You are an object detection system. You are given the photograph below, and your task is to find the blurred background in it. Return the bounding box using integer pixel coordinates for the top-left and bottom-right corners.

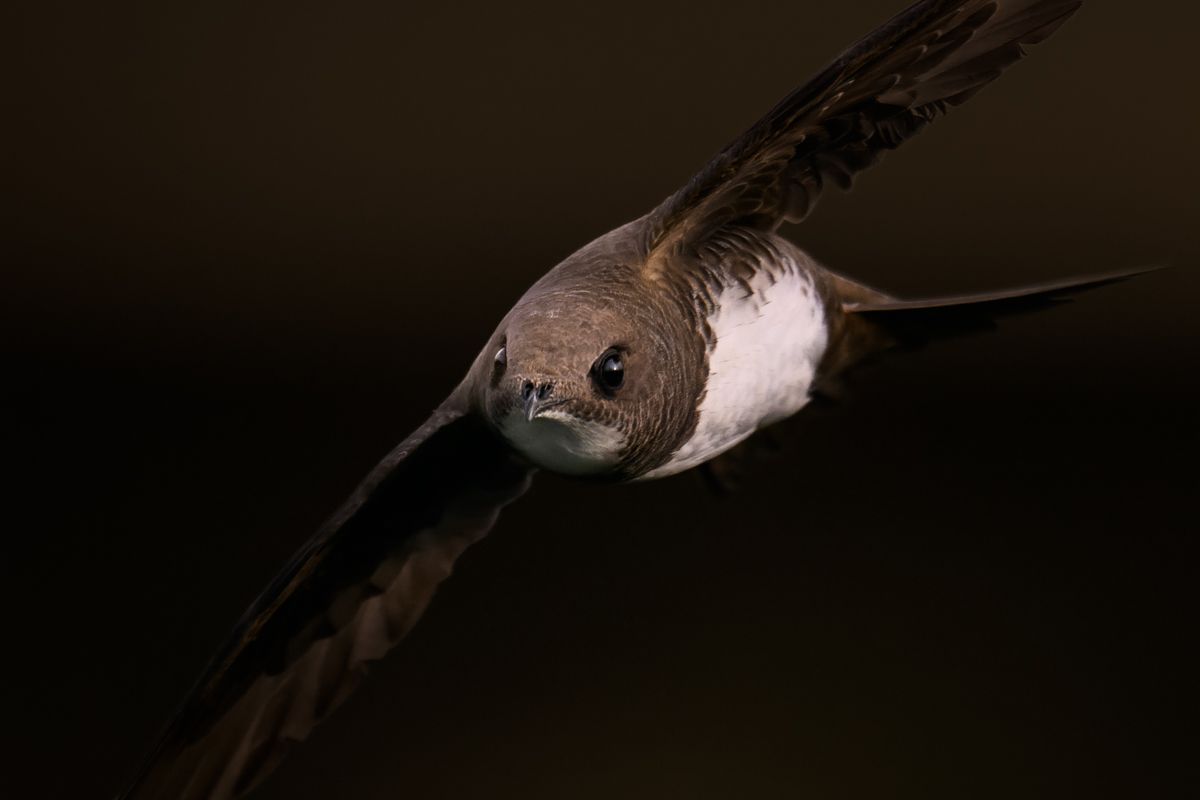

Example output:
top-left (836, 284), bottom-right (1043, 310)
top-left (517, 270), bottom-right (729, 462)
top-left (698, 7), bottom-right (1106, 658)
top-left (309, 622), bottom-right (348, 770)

top-left (3, 1), bottom-right (1197, 797)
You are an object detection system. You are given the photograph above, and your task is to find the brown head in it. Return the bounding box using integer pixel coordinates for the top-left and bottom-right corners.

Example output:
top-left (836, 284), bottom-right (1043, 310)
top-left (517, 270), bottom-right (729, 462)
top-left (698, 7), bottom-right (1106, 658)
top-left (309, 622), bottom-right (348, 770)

top-left (467, 226), bottom-right (707, 480)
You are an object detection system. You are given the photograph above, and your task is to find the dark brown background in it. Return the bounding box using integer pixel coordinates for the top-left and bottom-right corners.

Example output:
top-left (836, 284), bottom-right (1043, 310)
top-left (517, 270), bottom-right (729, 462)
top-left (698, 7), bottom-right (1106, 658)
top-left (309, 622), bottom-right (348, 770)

top-left (3, 1), bottom-right (1197, 798)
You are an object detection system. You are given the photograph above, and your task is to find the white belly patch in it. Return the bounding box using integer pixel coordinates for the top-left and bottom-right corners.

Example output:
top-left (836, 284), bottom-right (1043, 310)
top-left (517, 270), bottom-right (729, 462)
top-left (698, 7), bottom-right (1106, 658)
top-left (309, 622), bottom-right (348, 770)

top-left (642, 266), bottom-right (828, 479)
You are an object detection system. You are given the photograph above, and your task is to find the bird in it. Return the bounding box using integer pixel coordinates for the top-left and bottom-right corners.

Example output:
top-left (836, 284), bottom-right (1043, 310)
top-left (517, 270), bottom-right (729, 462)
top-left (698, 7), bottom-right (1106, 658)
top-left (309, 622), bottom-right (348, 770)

top-left (120, 1), bottom-right (1151, 797)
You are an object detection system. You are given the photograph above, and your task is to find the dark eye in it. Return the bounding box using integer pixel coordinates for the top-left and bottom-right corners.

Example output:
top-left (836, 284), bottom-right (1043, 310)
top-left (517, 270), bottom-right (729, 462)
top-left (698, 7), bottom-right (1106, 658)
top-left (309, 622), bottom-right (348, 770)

top-left (593, 349), bottom-right (624, 394)
top-left (494, 345), bottom-right (507, 371)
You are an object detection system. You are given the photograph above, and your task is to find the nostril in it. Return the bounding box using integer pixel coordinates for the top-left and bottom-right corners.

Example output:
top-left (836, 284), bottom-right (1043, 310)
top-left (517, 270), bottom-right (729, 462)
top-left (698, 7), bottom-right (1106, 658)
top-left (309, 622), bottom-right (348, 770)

top-left (537, 382), bottom-right (553, 400)
top-left (522, 381), bottom-right (535, 400)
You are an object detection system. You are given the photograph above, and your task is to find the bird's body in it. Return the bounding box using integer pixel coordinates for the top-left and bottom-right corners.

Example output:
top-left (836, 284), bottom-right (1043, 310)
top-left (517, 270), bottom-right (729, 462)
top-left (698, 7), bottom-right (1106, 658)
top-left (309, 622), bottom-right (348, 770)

top-left (490, 223), bottom-right (834, 480)
top-left (119, 2), bottom-right (1158, 798)
top-left (645, 237), bottom-right (829, 479)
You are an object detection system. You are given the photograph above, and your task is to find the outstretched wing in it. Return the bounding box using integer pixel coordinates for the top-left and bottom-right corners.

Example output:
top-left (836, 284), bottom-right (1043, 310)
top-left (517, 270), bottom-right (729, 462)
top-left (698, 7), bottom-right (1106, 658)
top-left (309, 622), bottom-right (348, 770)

top-left (645, 0), bottom-right (1081, 255)
top-left (121, 397), bottom-right (533, 800)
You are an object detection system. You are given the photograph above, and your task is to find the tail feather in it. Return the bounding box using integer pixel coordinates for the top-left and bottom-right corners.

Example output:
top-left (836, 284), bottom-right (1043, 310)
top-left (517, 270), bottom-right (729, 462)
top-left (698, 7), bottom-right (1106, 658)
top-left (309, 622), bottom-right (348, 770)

top-left (845, 265), bottom-right (1159, 316)
top-left (818, 265), bottom-right (1161, 382)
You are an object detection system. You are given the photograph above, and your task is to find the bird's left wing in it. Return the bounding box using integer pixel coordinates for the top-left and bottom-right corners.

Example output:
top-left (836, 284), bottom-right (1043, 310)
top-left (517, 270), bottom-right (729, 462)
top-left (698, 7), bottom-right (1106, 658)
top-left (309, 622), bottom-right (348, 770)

top-left (120, 395), bottom-right (533, 800)
top-left (644, 0), bottom-right (1082, 259)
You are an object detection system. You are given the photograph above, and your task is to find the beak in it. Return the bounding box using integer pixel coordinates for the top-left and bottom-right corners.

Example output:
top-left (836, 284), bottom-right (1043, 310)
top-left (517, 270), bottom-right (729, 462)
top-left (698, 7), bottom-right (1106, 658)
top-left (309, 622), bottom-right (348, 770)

top-left (521, 381), bottom-right (561, 422)
top-left (523, 391), bottom-right (542, 422)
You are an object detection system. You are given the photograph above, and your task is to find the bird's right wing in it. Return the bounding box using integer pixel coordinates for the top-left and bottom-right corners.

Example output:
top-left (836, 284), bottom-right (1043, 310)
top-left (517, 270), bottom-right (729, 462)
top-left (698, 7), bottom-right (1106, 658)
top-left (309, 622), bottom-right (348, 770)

top-left (121, 395), bottom-right (533, 800)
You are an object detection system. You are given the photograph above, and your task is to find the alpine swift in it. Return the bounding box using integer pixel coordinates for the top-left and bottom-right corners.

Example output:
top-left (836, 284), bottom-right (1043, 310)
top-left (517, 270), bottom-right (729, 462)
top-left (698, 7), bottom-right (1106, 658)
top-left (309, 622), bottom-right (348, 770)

top-left (121, 1), bottom-right (1152, 797)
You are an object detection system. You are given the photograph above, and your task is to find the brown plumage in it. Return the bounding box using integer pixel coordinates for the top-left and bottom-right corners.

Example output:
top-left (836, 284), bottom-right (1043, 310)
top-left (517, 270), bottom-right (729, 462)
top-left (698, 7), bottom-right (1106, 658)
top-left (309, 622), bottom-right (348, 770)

top-left (121, 2), bottom-right (1157, 797)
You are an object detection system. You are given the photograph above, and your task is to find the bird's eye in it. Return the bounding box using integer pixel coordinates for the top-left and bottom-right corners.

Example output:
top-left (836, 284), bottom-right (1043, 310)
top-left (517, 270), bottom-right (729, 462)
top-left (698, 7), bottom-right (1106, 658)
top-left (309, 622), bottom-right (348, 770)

top-left (593, 349), bottom-right (624, 394)
top-left (494, 346), bottom-right (507, 370)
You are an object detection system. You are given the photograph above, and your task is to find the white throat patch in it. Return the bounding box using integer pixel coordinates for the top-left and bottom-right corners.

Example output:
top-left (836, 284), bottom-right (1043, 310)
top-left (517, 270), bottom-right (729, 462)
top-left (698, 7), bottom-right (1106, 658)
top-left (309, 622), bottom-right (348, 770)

top-left (642, 264), bottom-right (828, 479)
top-left (500, 408), bottom-right (625, 476)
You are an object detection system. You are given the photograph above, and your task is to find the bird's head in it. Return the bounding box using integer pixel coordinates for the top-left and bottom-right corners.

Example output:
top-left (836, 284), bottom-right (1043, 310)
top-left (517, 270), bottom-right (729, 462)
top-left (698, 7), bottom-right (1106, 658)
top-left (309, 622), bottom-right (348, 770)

top-left (473, 262), bottom-right (705, 480)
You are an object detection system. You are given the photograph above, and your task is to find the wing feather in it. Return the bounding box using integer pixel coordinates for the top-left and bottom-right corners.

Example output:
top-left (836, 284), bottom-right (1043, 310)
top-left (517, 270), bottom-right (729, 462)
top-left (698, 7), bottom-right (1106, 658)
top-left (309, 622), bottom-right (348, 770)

top-left (120, 400), bottom-right (532, 799)
top-left (645, 0), bottom-right (1082, 256)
